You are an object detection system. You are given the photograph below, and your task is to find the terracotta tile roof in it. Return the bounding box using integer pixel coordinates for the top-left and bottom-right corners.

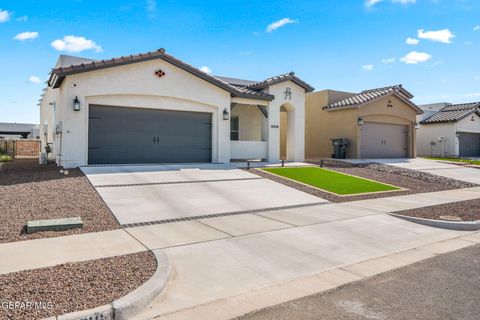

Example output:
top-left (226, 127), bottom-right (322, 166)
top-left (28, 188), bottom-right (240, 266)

top-left (48, 48), bottom-right (274, 101)
top-left (420, 102), bottom-right (480, 124)
top-left (322, 84), bottom-right (421, 114)
top-left (245, 72), bottom-right (315, 92)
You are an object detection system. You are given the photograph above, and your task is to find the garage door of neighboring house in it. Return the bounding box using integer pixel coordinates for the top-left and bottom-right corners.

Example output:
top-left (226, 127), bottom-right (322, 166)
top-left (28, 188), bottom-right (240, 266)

top-left (360, 122), bottom-right (408, 158)
top-left (88, 105), bottom-right (212, 164)
top-left (458, 132), bottom-right (480, 157)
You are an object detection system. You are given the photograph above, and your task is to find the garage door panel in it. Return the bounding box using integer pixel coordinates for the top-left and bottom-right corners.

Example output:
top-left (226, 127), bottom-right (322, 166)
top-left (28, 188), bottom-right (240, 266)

top-left (88, 105), bottom-right (212, 164)
top-left (361, 122), bottom-right (408, 158)
top-left (459, 132), bottom-right (480, 157)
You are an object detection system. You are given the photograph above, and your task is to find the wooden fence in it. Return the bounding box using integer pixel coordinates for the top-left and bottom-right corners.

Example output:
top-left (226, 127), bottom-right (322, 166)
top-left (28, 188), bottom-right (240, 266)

top-left (0, 139), bottom-right (41, 158)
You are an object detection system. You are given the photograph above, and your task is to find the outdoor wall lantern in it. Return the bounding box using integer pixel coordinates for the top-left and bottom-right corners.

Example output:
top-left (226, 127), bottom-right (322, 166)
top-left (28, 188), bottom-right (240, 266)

top-left (73, 96), bottom-right (81, 112)
top-left (414, 122), bottom-right (420, 129)
top-left (223, 108), bottom-right (230, 120)
top-left (357, 117), bottom-right (364, 125)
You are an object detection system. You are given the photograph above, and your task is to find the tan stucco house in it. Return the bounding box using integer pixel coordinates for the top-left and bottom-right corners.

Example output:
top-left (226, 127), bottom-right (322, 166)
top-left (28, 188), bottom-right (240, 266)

top-left (305, 85), bottom-right (423, 160)
top-left (39, 48), bottom-right (313, 168)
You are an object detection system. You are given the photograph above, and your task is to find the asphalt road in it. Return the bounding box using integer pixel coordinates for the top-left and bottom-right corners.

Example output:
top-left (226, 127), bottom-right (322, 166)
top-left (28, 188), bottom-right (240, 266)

top-left (239, 244), bottom-right (480, 320)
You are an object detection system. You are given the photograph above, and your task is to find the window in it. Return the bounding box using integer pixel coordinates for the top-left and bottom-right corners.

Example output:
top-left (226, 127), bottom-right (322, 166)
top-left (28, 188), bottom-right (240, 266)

top-left (230, 117), bottom-right (239, 141)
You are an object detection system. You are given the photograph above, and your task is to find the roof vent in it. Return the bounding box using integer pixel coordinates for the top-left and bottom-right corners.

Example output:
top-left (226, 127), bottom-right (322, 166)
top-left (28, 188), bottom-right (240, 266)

top-left (157, 48), bottom-right (166, 54)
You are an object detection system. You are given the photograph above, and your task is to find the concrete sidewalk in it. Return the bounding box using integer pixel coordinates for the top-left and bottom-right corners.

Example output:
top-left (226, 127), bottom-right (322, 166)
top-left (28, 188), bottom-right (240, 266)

top-left (1, 187), bottom-right (480, 276)
top-left (134, 216), bottom-right (479, 320)
top-left (345, 186), bottom-right (480, 212)
top-left (0, 230), bottom-right (146, 275)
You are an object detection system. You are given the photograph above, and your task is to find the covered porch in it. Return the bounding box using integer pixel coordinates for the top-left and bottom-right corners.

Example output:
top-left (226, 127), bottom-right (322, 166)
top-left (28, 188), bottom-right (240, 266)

top-left (230, 102), bottom-right (269, 161)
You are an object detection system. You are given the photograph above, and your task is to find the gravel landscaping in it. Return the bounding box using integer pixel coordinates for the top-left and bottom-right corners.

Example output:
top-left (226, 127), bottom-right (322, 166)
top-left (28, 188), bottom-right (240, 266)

top-left (0, 159), bottom-right (120, 243)
top-left (252, 160), bottom-right (476, 203)
top-left (0, 251), bottom-right (157, 320)
top-left (394, 199), bottom-right (480, 221)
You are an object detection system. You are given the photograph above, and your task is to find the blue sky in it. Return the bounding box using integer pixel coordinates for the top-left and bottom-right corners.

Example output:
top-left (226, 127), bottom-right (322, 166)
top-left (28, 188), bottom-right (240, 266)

top-left (0, 0), bottom-right (479, 123)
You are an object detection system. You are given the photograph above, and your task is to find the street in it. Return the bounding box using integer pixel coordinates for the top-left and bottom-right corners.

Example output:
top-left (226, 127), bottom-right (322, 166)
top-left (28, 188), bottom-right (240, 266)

top-left (240, 244), bottom-right (480, 320)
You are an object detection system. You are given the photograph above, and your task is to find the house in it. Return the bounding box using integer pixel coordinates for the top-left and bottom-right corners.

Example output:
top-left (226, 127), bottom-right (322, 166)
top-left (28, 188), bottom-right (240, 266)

top-left (305, 85), bottom-right (423, 160)
top-left (0, 122), bottom-right (40, 140)
top-left (39, 48), bottom-right (314, 168)
top-left (417, 102), bottom-right (480, 157)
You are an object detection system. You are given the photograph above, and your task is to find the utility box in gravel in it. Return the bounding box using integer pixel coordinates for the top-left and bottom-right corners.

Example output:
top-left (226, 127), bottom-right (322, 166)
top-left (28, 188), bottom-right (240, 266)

top-left (26, 217), bottom-right (84, 234)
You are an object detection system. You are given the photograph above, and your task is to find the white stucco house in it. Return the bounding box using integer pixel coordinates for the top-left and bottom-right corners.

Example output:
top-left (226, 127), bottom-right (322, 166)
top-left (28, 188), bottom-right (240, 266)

top-left (39, 48), bottom-right (314, 168)
top-left (417, 102), bottom-right (480, 157)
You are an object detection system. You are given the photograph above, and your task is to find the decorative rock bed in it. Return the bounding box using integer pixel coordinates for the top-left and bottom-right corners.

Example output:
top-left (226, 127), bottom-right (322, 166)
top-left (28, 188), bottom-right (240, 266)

top-left (0, 251), bottom-right (157, 320)
top-left (0, 159), bottom-right (120, 243)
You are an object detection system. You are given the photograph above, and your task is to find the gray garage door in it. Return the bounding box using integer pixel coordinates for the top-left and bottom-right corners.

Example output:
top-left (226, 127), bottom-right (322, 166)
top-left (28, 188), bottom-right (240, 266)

top-left (458, 132), bottom-right (480, 157)
top-left (360, 122), bottom-right (408, 158)
top-left (88, 105), bottom-right (212, 164)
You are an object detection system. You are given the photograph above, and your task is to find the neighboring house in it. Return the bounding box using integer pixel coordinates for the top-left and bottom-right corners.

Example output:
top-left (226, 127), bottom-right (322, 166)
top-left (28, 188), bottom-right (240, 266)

top-left (0, 122), bottom-right (40, 140)
top-left (305, 85), bottom-right (423, 159)
top-left (417, 102), bottom-right (480, 157)
top-left (38, 48), bottom-right (314, 168)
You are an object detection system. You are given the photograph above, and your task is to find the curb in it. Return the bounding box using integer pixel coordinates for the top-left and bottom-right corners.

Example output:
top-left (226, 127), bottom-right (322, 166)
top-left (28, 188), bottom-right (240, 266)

top-left (113, 250), bottom-right (170, 319)
top-left (48, 250), bottom-right (170, 320)
top-left (389, 213), bottom-right (480, 231)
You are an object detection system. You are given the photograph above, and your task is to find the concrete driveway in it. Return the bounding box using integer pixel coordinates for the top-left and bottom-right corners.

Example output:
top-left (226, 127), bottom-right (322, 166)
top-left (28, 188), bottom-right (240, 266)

top-left (81, 164), bottom-right (326, 225)
top-left (348, 158), bottom-right (480, 185)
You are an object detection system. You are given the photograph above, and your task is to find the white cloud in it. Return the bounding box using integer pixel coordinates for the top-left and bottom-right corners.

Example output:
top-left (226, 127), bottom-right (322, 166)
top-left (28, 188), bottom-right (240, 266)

top-left (28, 76), bottom-right (41, 84)
top-left (429, 59), bottom-right (443, 67)
top-left (366, 0), bottom-right (383, 7)
top-left (465, 41), bottom-right (473, 45)
top-left (16, 15), bottom-right (28, 22)
top-left (199, 66), bottom-right (212, 74)
top-left (146, 0), bottom-right (157, 17)
top-left (366, 0), bottom-right (415, 7)
top-left (51, 35), bottom-right (103, 53)
top-left (467, 93), bottom-right (480, 97)
top-left (381, 57), bottom-right (396, 64)
top-left (362, 64), bottom-right (374, 71)
top-left (400, 51), bottom-right (432, 64)
top-left (0, 9), bottom-right (10, 22)
top-left (266, 18), bottom-right (297, 33)
top-left (238, 51), bottom-right (253, 55)
top-left (406, 37), bottom-right (419, 45)
top-left (14, 31), bottom-right (39, 41)
top-left (474, 25), bottom-right (480, 31)
top-left (417, 29), bottom-right (455, 44)
top-left (475, 76), bottom-right (480, 80)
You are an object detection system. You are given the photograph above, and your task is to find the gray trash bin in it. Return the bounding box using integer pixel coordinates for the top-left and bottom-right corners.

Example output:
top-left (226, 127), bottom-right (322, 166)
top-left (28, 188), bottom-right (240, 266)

top-left (331, 138), bottom-right (348, 159)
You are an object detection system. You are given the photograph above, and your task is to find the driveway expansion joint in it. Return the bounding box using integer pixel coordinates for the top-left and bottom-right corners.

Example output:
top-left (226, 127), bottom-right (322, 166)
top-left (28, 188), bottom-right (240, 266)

top-left (95, 177), bottom-right (264, 188)
top-left (121, 202), bottom-right (329, 228)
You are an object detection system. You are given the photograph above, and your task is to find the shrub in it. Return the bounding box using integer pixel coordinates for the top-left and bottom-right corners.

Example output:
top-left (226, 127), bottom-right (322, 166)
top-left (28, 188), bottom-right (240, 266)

top-left (0, 147), bottom-right (5, 155)
top-left (0, 154), bottom-right (12, 162)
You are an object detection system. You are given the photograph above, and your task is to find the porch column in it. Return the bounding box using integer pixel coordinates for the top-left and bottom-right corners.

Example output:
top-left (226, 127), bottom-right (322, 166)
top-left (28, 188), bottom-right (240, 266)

top-left (267, 104), bottom-right (280, 162)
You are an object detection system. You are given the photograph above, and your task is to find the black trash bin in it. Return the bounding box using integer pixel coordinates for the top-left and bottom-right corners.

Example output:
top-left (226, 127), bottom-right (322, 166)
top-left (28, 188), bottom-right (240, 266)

top-left (331, 138), bottom-right (348, 159)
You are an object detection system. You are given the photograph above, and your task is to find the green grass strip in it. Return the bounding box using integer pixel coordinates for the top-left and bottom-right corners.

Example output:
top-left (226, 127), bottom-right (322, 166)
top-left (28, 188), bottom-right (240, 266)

top-left (263, 166), bottom-right (399, 195)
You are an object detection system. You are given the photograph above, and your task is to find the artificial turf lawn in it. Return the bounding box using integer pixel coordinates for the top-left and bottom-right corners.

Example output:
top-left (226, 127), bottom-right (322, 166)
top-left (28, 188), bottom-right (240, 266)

top-left (262, 166), bottom-right (400, 195)
top-left (425, 157), bottom-right (480, 165)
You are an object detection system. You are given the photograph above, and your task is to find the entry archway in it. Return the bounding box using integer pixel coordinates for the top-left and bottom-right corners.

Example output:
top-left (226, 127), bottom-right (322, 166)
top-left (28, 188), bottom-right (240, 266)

top-left (279, 103), bottom-right (295, 161)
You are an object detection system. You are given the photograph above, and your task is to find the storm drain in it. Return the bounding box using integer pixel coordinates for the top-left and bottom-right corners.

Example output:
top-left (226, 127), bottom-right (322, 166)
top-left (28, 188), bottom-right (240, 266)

top-left (121, 202), bottom-right (328, 228)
